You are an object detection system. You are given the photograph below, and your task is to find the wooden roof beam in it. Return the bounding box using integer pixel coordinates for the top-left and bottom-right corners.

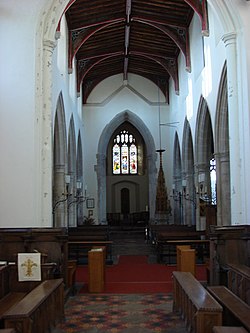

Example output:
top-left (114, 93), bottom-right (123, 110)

top-left (184, 0), bottom-right (209, 36)
top-left (68, 18), bottom-right (125, 72)
top-left (132, 17), bottom-right (191, 72)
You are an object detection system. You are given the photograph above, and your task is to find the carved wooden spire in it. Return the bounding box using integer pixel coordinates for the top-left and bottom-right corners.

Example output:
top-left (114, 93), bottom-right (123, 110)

top-left (155, 149), bottom-right (172, 222)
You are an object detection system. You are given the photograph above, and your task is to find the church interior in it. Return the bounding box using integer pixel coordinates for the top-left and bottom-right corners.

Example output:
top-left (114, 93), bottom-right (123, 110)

top-left (1, 0), bottom-right (250, 332)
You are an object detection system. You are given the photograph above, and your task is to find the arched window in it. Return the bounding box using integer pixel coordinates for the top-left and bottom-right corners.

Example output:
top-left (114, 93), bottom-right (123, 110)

top-left (112, 130), bottom-right (138, 175)
top-left (210, 157), bottom-right (217, 205)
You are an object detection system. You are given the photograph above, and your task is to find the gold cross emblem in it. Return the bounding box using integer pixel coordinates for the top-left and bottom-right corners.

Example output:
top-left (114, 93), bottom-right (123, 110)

top-left (21, 258), bottom-right (38, 277)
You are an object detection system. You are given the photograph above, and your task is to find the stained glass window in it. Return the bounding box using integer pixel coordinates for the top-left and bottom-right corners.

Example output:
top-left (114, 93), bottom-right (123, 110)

top-left (112, 130), bottom-right (137, 175)
top-left (210, 157), bottom-right (217, 205)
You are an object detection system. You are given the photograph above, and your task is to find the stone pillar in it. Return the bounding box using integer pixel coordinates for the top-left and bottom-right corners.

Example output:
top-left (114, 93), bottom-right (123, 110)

top-left (214, 151), bottom-right (231, 226)
top-left (53, 167), bottom-right (67, 228)
top-left (40, 39), bottom-right (56, 226)
top-left (186, 173), bottom-right (196, 226)
top-left (222, 32), bottom-right (242, 225)
top-left (196, 165), bottom-right (208, 231)
top-left (96, 153), bottom-right (107, 224)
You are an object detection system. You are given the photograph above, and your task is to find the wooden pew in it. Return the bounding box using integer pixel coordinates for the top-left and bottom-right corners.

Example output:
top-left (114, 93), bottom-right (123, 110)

top-left (157, 239), bottom-right (209, 264)
top-left (150, 225), bottom-right (207, 263)
top-left (227, 263), bottom-right (250, 305)
top-left (68, 240), bottom-right (113, 265)
top-left (68, 226), bottom-right (112, 264)
top-left (3, 278), bottom-right (64, 333)
top-left (207, 286), bottom-right (250, 332)
top-left (0, 228), bottom-right (68, 287)
top-left (0, 265), bottom-right (27, 326)
top-left (67, 260), bottom-right (77, 296)
top-left (173, 271), bottom-right (222, 333)
top-left (0, 292), bottom-right (26, 327)
top-left (213, 327), bottom-right (248, 333)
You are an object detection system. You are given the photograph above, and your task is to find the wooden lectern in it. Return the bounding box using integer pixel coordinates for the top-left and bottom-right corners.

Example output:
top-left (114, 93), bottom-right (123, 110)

top-left (176, 245), bottom-right (196, 276)
top-left (88, 248), bottom-right (105, 293)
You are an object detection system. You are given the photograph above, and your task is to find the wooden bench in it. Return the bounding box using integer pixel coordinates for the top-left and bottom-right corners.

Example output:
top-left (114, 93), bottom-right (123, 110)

top-left (68, 226), bottom-right (113, 264)
top-left (0, 260), bottom-right (59, 328)
top-left (173, 271), bottom-right (222, 333)
top-left (0, 265), bottom-right (28, 327)
top-left (68, 241), bottom-right (113, 265)
top-left (227, 263), bottom-right (250, 305)
top-left (67, 259), bottom-right (77, 296)
top-left (213, 327), bottom-right (248, 333)
top-left (0, 292), bottom-right (26, 324)
top-left (150, 224), bottom-right (208, 264)
top-left (3, 278), bottom-right (64, 333)
top-left (207, 286), bottom-right (250, 332)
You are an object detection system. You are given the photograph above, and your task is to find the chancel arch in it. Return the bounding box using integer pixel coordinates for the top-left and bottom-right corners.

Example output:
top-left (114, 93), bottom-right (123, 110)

top-left (182, 118), bottom-right (195, 226)
top-left (53, 93), bottom-right (67, 227)
top-left (215, 62), bottom-right (231, 226)
top-left (172, 132), bottom-right (182, 225)
top-left (97, 110), bottom-right (157, 224)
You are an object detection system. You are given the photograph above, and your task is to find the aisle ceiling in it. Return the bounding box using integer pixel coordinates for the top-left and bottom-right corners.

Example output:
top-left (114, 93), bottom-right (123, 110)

top-left (64, 0), bottom-right (208, 103)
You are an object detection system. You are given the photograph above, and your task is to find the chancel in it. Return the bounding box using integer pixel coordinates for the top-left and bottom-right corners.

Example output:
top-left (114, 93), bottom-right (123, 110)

top-left (1, 1), bottom-right (250, 332)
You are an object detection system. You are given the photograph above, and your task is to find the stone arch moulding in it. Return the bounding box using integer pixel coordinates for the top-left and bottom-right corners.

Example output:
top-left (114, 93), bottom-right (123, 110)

top-left (53, 92), bottom-right (68, 228)
top-left (195, 96), bottom-right (214, 168)
top-left (215, 62), bottom-right (231, 226)
top-left (37, 0), bottom-right (70, 225)
top-left (182, 118), bottom-right (195, 226)
top-left (172, 132), bottom-right (182, 225)
top-left (67, 115), bottom-right (77, 227)
top-left (97, 110), bottom-right (157, 224)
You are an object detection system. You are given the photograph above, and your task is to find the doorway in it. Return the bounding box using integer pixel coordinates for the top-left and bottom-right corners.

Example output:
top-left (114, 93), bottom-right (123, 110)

top-left (121, 188), bottom-right (130, 215)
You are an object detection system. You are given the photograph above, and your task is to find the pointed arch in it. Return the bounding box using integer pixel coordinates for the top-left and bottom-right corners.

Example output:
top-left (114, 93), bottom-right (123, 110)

top-left (97, 110), bottom-right (157, 224)
top-left (195, 96), bottom-right (214, 167)
top-left (67, 115), bottom-right (77, 227)
top-left (172, 132), bottom-right (182, 224)
top-left (215, 62), bottom-right (231, 226)
top-left (195, 96), bottom-right (215, 230)
top-left (182, 118), bottom-right (195, 226)
top-left (53, 92), bottom-right (67, 227)
top-left (76, 131), bottom-right (84, 224)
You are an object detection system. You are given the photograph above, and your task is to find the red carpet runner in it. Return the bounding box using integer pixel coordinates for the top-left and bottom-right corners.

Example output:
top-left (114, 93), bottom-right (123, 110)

top-left (76, 255), bottom-right (207, 294)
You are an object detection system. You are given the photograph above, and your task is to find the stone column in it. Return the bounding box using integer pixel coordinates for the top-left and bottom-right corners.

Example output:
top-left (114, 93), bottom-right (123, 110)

top-left (186, 173), bottom-right (196, 226)
top-left (96, 153), bottom-right (107, 224)
top-left (40, 39), bottom-right (56, 226)
top-left (53, 167), bottom-right (67, 228)
top-left (222, 32), bottom-right (242, 225)
top-left (214, 151), bottom-right (231, 226)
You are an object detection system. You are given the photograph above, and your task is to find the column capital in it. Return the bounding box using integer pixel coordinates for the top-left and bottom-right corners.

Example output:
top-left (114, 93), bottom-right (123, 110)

top-left (43, 39), bottom-right (57, 53)
top-left (222, 32), bottom-right (237, 47)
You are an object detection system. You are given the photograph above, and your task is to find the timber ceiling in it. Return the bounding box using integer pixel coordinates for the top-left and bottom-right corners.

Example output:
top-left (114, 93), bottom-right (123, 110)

top-left (64, 0), bottom-right (208, 103)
